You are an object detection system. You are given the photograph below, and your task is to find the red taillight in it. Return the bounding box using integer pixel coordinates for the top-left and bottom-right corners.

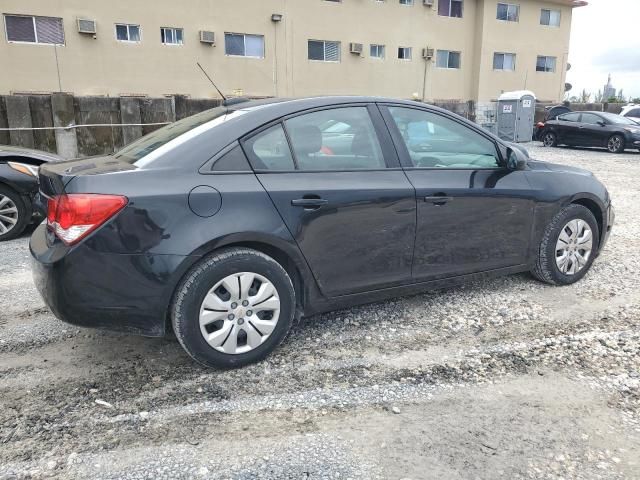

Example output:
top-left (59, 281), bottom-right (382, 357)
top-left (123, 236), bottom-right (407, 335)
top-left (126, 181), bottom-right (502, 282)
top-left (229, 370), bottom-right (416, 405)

top-left (46, 194), bottom-right (128, 245)
top-left (536, 122), bottom-right (545, 128)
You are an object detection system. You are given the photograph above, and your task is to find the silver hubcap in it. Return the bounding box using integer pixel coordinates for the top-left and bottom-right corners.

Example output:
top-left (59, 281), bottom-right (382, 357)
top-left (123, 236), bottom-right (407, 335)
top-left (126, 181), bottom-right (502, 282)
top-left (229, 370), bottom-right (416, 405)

top-left (608, 137), bottom-right (622, 152)
top-left (555, 219), bottom-right (593, 275)
top-left (0, 195), bottom-right (19, 235)
top-left (544, 134), bottom-right (555, 147)
top-left (199, 272), bottom-right (280, 355)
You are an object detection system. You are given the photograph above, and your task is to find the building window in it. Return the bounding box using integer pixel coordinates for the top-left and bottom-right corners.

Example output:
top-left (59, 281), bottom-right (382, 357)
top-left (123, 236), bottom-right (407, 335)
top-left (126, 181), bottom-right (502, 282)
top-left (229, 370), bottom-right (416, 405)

top-left (116, 23), bottom-right (141, 42)
top-left (4, 14), bottom-right (64, 45)
top-left (308, 40), bottom-right (341, 62)
top-left (436, 50), bottom-right (461, 69)
top-left (161, 27), bottom-right (183, 45)
top-left (399, 0), bottom-right (414, 5)
top-left (225, 33), bottom-right (265, 58)
top-left (497, 3), bottom-right (519, 22)
top-left (493, 52), bottom-right (516, 70)
top-left (540, 9), bottom-right (561, 26)
top-left (536, 55), bottom-right (556, 72)
top-left (438, 0), bottom-right (463, 17)
top-left (397, 47), bottom-right (412, 60)
top-left (370, 44), bottom-right (385, 59)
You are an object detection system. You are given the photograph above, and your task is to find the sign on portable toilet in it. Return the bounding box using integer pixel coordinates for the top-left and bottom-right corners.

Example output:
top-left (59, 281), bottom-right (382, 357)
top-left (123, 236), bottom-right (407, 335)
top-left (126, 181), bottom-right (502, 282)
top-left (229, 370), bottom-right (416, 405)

top-left (496, 90), bottom-right (537, 143)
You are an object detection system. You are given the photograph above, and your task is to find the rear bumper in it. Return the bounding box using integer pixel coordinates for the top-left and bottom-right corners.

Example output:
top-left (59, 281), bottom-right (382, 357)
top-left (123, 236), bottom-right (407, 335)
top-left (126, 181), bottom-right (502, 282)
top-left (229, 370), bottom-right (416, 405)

top-left (30, 224), bottom-right (194, 337)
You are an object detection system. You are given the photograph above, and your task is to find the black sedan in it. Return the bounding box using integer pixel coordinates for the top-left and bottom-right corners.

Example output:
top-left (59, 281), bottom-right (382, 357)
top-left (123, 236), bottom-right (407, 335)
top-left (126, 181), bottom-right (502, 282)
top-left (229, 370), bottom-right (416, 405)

top-left (541, 111), bottom-right (640, 153)
top-left (31, 97), bottom-right (614, 368)
top-left (0, 145), bottom-right (61, 241)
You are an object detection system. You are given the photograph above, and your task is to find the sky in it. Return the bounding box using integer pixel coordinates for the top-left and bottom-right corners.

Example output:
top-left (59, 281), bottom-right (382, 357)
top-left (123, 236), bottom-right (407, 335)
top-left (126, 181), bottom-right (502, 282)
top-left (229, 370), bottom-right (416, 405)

top-left (566, 0), bottom-right (640, 100)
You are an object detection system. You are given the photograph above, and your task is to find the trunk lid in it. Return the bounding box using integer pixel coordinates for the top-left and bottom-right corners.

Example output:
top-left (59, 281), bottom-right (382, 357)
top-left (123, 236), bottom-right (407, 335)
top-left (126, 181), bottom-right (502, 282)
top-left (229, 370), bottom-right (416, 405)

top-left (38, 155), bottom-right (137, 197)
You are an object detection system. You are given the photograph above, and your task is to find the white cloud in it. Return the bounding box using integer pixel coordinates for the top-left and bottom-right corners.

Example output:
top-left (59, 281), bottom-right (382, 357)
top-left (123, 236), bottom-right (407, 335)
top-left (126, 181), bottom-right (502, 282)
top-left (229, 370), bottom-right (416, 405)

top-left (567, 0), bottom-right (640, 100)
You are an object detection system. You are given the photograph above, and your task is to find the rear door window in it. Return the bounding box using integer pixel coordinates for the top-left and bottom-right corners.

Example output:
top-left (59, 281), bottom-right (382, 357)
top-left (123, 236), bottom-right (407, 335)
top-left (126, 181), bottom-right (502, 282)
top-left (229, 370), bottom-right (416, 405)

top-left (284, 107), bottom-right (386, 171)
top-left (559, 113), bottom-right (581, 122)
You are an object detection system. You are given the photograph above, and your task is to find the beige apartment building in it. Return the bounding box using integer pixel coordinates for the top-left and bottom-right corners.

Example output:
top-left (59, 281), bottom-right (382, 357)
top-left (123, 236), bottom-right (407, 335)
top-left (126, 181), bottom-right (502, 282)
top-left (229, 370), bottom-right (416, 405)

top-left (0, 0), bottom-right (585, 104)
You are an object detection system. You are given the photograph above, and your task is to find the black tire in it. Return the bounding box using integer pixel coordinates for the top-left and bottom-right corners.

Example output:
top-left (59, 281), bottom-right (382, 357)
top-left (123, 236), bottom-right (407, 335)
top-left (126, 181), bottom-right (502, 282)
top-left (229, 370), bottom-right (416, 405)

top-left (531, 204), bottom-right (600, 286)
top-left (542, 131), bottom-right (557, 147)
top-left (607, 134), bottom-right (625, 154)
top-left (0, 185), bottom-right (29, 241)
top-left (171, 247), bottom-right (296, 368)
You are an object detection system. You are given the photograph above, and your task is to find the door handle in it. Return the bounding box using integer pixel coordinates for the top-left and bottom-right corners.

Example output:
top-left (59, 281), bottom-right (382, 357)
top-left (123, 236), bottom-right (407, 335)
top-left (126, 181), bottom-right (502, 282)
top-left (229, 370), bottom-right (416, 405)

top-left (424, 196), bottom-right (453, 205)
top-left (291, 198), bottom-right (328, 209)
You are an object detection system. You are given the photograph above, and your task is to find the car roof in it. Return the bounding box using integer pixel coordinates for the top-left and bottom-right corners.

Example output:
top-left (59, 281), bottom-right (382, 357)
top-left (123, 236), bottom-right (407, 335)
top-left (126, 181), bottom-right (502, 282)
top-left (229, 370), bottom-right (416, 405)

top-left (229, 96), bottom-right (434, 114)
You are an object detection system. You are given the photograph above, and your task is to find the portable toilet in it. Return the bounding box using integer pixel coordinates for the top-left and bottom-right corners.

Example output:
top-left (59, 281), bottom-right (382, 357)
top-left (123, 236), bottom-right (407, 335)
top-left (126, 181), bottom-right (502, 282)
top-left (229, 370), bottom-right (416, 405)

top-left (496, 90), bottom-right (536, 142)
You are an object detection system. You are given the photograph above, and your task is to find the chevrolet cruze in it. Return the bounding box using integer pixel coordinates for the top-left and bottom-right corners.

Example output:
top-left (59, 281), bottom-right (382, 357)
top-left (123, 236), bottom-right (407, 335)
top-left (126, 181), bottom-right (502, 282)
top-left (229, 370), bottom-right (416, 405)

top-left (31, 97), bottom-right (614, 368)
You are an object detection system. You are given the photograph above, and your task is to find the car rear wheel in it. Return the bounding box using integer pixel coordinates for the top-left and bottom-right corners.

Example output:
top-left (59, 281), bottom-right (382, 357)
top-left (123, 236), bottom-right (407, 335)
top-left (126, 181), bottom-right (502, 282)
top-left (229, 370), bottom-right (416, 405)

top-left (171, 247), bottom-right (296, 368)
top-left (531, 204), bottom-right (599, 285)
top-left (0, 185), bottom-right (28, 241)
top-left (542, 131), bottom-right (557, 147)
top-left (607, 134), bottom-right (625, 153)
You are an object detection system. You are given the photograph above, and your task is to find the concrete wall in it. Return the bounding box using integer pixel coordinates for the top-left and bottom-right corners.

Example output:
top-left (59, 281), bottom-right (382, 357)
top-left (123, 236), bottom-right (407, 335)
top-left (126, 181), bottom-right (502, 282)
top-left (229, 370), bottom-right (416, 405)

top-left (0, 0), bottom-right (581, 103)
top-left (0, 93), bottom-right (222, 158)
top-left (0, 93), bottom-right (476, 158)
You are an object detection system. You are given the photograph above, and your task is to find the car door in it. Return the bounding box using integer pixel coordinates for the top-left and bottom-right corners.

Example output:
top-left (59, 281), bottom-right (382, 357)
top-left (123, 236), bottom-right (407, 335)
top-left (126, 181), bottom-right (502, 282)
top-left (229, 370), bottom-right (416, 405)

top-left (579, 113), bottom-right (609, 147)
top-left (242, 105), bottom-right (417, 297)
top-left (555, 112), bottom-right (582, 144)
top-left (380, 104), bottom-right (535, 280)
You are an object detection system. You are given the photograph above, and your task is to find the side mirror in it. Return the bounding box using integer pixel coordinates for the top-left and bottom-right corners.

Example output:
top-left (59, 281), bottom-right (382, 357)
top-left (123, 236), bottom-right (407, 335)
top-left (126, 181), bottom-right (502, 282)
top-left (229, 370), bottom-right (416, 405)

top-left (506, 147), bottom-right (528, 170)
top-left (598, 121), bottom-right (606, 127)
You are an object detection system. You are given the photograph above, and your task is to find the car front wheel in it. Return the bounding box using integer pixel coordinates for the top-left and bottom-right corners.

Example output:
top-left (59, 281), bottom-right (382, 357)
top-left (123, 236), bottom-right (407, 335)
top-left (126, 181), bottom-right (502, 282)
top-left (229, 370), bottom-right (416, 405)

top-left (542, 131), bottom-right (558, 147)
top-left (171, 247), bottom-right (296, 368)
top-left (531, 204), bottom-right (599, 285)
top-left (0, 185), bottom-right (28, 241)
top-left (607, 134), bottom-right (625, 153)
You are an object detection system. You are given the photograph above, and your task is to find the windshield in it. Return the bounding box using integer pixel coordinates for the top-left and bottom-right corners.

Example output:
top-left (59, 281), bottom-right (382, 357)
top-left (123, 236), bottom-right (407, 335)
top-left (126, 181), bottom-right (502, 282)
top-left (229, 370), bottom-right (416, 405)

top-left (114, 107), bottom-right (236, 163)
top-left (599, 112), bottom-right (638, 126)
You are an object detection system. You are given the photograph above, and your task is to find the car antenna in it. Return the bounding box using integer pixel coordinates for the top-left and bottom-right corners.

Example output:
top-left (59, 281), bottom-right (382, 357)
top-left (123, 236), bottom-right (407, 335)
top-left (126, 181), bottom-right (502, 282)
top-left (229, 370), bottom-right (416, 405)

top-left (197, 62), bottom-right (226, 102)
top-left (196, 62), bottom-right (248, 107)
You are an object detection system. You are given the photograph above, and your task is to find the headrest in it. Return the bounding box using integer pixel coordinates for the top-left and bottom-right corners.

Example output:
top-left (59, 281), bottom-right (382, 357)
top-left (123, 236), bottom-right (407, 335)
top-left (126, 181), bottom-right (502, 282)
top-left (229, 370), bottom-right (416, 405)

top-left (351, 129), bottom-right (374, 157)
top-left (291, 125), bottom-right (322, 156)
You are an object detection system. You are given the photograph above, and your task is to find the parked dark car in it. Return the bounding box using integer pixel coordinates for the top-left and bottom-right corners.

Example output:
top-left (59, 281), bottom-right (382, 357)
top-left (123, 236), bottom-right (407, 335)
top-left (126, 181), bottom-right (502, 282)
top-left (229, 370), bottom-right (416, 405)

top-left (0, 145), bottom-right (61, 241)
top-left (534, 104), bottom-right (572, 140)
top-left (31, 97), bottom-right (614, 368)
top-left (541, 111), bottom-right (640, 153)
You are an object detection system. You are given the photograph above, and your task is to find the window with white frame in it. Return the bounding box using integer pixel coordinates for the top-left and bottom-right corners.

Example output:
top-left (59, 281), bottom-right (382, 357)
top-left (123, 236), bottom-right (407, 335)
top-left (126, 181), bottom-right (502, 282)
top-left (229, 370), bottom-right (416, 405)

top-left (370, 44), bottom-right (385, 59)
top-left (400, 0), bottom-right (414, 5)
top-left (397, 47), bottom-right (412, 60)
top-left (536, 55), bottom-right (556, 72)
top-left (4, 14), bottom-right (64, 44)
top-left (496, 3), bottom-right (519, 21)
top-left (436, 50), bottom-right (461, 68)
top-left (161, 27), bottom-right (183, 45)
top-left (438, 0), bottom-right (463, 17)
top-left (493, 52), bottom-right (516, 70)
top-left (116, 23), bottom-right (141, 42)
top-left (540, 9), bottom-right (561, 26)
top-left (308, 40), bottom-right (341, 62)
top-left (225, 33), bottom-right (265, 58)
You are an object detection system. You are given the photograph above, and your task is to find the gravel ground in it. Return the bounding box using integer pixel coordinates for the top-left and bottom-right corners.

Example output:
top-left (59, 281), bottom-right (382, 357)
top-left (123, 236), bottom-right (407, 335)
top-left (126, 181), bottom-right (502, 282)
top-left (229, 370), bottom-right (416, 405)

top-left (1, 143), bottom-right (639, 480)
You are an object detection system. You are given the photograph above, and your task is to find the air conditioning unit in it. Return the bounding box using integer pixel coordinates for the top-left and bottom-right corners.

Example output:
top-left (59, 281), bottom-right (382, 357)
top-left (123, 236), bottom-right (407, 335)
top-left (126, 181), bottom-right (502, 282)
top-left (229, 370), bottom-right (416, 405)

top-left (423, 0), bottom-right (434, 6)
top-left (422, 47), bottom-right (434, 59)
top-left (77, 18), bottom-right (96, 34)
top-left (200, 30), bottom-right (216, 45)
top-left (349, 42), bottom-right (363, 55)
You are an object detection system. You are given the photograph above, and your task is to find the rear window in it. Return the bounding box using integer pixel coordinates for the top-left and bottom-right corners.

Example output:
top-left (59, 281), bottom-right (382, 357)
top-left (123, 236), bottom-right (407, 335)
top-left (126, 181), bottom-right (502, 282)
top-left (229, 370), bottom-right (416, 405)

top-left (114, 107), bottom-right (243, 164)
